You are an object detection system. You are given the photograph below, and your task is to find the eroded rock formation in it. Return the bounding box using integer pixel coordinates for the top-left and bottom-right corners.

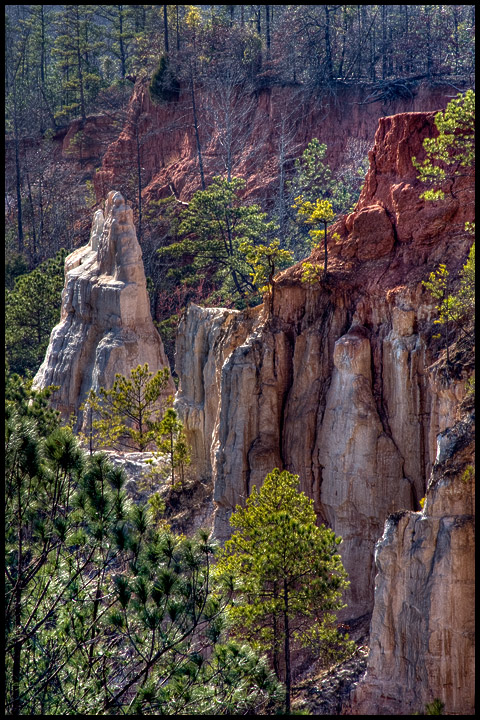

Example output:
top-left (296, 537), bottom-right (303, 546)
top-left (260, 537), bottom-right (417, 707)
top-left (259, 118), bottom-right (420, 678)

top-left (33, 190), bottom-right (174, 429)
top-left (93, 80), bottom-right (466, 208)
top-left (348, 411), bottom-right (475, 715)
top-left (174, 109), bottom-right (474, 634)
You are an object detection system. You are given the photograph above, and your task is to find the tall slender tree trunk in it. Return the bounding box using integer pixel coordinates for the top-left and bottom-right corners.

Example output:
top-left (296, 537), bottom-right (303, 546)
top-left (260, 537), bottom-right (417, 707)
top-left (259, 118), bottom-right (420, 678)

top-left (12, 484), bottom-right (24, 715)
top-left (13, 86), bottom-right (24, 254)
top-left (265, 5), bottom-right (271, 58)
top-left (176, 5), bottom-right (180, 50)
top-left (135, 123), bottom-right (142, 242)
top-left (119, 8), bottom-right (126, 79)
top-left (163, 5), bottom-right (169, 54)
top-left (272, 580), bottom-right (280, 679)
top-left (324, 6), bottom-right (333, 81)
top-left (189, 67), bottom-right (205, 190)
top-left (382, 5), bottom-right (387, 80)
top-left (283, 579), bottom-right (291, 715)
top-left (323, 220), bottom-right (328, 279)
top-left (75, 7), bottom-right (86, 121)
top-left (25, 166), bottom-right (37, 262)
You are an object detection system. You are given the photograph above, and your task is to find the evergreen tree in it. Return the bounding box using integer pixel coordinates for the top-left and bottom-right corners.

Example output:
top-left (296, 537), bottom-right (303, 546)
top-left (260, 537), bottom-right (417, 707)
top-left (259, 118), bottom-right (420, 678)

top-left (52, 5), bottom-right (103, 123)
top-left (240, 239), bottom-right (293, 315)
top-left (85, 364), bottom-right (171, 451)
top-left (415, 91), bottom-right (475, 368)
top-left (5, 249), bottom-right (68, 377)
top-left (5, 375), bottom-right (283, 715)
top-left (158, 176), bottom-right (279, 307)
top-left (292, 196), bottom-right (335, 279)
top-left (155, 406), bottom-right (190, 487)
top-left (284, 139), bottom-right (366, 259)
top-left (413, 89), bottom-right (475, 201)
top-left (215, 468), bottom-right (354, 714)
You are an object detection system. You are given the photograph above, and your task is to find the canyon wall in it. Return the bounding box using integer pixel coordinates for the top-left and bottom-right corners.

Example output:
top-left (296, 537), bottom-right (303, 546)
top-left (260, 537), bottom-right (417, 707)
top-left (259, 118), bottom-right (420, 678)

top-left (174, 109), bottom-right (474, 631)
top-left (92, 79), bottom-right (466, 208)
top-left (348, 410), bottom-right (474, 715)
top-left (33, 190), bottom-right (174, 430)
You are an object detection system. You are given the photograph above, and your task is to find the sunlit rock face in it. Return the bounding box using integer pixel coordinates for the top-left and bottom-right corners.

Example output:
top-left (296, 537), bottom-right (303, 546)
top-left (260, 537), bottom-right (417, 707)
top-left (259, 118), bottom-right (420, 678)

top-left (174, 303), bottom-right (261, 482)
top-left (33, 190), bottom-right (174, 430)
top-left (348, 413), bottom-right (475, 716)
top-left (175, 110), bottom-right (473, 626)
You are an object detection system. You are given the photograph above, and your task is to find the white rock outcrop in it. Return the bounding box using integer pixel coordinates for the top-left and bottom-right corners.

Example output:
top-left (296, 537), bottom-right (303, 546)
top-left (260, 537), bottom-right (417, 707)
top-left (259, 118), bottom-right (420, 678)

top-left (349, 414), bottom-right (475, 715)
top-left (33, 190), bottom-right (174, 429)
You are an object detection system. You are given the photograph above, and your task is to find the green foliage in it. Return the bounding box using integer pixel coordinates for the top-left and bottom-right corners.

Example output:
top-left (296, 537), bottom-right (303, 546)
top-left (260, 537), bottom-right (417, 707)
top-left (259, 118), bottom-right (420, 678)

top-left (149, 54), bottom-right (180, 104)
top-left (285, 139), bottom-right (367, 259)
top-left (215, 468), bottom-right (353, 713)
top-left (424, 698), bottom-right (445, 715)
top-left (5, 398), bottom-right (125, 714)
top-left (413, 90), bottom-right (475, 201)
top-left (416, 91), bottom-right (475, 372)
top-left (460, 465), bottom-right (474, 485)
top-left (154, 406), bottom-right (191, 487)
top-left (84, 363), bottom-right (171, 451)
top-left (289, 140), bottom-right (353, 217)
top-left (52, 5), bottom-right (105, 122)
top-left (158, 176), bottom-right (281, 307)
top-left (300, 261), bottom-right (323, 285)
top-left (5, 369), bottom-right (60, 437)
top-left (240, 239), bottom-right (293, 313)
top-left (240, 240), bottom-right (293, 295)
top-left (293, 195), bottom-right (335, 280)
top-left (5, 249), bottom-right (68, 377)
top-left (4, 249), bottom-right (29, 291)
top-left (5, 375), bottom-right (282, 714)
top-left (423, 243), bottom-right (475, 345)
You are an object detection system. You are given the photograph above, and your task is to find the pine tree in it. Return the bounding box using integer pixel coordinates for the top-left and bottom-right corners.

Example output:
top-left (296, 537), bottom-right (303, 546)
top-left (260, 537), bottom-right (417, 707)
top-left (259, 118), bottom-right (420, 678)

top-left (293, 195), bottom-right (335, 279)
top-left (52, 5), bottom-right (103, 123)
top-left (158, 176), bottom-right (279, 307)
top-left (5, 249), bottom-right (68, 376)
top-left (85, 364), bottom-right (171, 451)
top-left (216, 468), bottom-right (353, 714)
top-left (5, 375), bottom-right (282, 715)
top-left (155, 406), bottom-right (190, 487)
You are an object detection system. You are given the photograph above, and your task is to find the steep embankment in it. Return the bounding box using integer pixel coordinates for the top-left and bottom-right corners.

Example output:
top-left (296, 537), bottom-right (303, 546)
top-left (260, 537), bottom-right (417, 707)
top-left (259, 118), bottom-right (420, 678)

top-left (347, 412), bottom-right (474, 715)
top-left (174, 109), bottom-right (474, 712)
top-left (91, 79), bottom-right (465, 208)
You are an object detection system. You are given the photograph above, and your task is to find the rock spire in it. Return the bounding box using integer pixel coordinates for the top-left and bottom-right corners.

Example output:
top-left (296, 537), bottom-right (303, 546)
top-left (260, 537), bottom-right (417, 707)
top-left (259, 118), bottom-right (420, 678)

top-left (33, 190), bottom-right (174, 430)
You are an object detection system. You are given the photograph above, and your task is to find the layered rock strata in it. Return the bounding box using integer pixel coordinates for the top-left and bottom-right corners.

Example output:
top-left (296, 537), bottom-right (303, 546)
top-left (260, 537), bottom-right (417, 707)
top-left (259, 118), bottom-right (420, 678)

top-left (174, 303), bottom-right (262, 483)
top-left (33, 190), bottom-right (174, 429)
top-left (348, 412), bottom-right (475, 715)
top-left (174, 110), bottom-right (474, 630)
top-left (93, 80), bottom-right (467, 209)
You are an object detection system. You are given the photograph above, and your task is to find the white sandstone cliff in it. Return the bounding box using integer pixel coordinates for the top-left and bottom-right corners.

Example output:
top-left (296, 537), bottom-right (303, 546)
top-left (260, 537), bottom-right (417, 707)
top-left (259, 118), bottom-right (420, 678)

top-left (33, 190), bottom-right (174, 429)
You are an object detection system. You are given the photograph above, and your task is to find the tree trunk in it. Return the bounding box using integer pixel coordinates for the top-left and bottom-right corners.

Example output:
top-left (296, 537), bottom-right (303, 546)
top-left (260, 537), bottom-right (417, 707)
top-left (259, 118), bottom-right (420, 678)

top-left (75, 7), bottom-right (87, 121)
top-left (13, 86), bottom-right (24, 254)
top-left (163, 4), bottom-right (169, 54)
top-left (12, 483), bottom-right (24, 715)
top-left (189, 67), bottom-right (206, 190)
top-left (324, 6), bottom-right (333, 82)
top-left (135, 123), bottom-right (143, 242)
top-left (272, 580), bottom-right (280, 679)
top-left (265, 5), bottom-right (271, 57)
top-left (176, 5), bottom-right (180, 51)
top-left (283, 578), bottom-right (291, 715)
top-left (119, 8), bottom-right (126, 79)
top-left (323, 220), bottom-right (328, 279)
top-left (25, 166), bottom-right (37, 262)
